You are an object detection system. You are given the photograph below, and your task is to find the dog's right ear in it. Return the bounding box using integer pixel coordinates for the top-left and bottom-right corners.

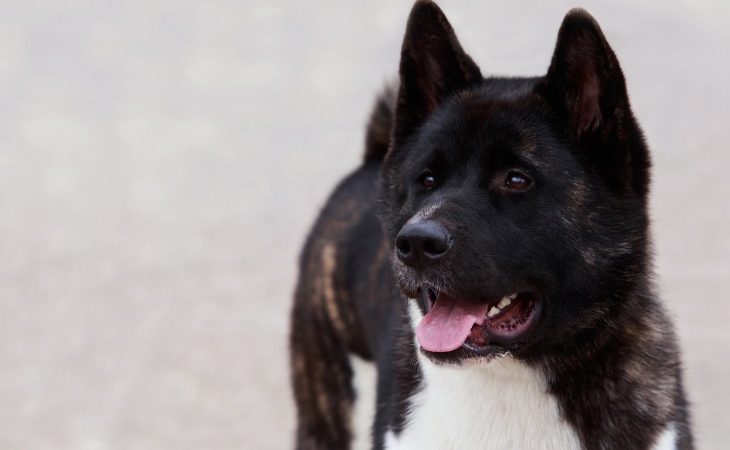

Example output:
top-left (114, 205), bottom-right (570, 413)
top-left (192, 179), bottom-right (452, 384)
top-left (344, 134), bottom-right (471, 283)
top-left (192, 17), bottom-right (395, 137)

top-left (391, 1), bottom-right (482, 148)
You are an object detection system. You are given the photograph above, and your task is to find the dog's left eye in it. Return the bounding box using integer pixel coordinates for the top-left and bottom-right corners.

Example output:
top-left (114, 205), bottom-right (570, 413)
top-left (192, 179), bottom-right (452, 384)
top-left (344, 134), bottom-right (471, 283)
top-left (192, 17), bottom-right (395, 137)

top-left (504, 170), bottom-right (533, 191)
top-left (419, 171), bottom-right (436, 190)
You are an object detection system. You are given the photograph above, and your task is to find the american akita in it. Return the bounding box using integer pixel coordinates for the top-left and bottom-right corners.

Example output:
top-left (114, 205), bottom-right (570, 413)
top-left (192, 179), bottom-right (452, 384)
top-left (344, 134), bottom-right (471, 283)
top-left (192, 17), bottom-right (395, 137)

top-left (289, 2), bottom-right (693, 449)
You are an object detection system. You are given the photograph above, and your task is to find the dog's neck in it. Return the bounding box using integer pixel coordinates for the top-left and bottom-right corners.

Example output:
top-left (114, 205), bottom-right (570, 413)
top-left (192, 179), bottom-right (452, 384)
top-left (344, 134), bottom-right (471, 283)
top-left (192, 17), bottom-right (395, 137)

top-left (387, 296), bottom-right (683, 450)
top-left (542, 290), bottom-right (683, 449)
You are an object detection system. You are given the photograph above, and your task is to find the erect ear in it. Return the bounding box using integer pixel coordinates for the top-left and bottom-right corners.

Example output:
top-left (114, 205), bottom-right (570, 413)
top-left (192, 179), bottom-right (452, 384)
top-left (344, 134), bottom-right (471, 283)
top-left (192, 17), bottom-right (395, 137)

top-left (543, 9), bottom-right (650, 197)
top-left (545, 8), bottom-right (629, 139)
top-left (391, 1), bottom-right (482, 147)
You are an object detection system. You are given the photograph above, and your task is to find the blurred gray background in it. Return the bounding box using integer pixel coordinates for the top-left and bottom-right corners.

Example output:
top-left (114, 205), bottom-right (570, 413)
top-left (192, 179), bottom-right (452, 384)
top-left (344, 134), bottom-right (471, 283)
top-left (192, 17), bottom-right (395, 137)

top-left (0, 0), bottom-right (728, 448)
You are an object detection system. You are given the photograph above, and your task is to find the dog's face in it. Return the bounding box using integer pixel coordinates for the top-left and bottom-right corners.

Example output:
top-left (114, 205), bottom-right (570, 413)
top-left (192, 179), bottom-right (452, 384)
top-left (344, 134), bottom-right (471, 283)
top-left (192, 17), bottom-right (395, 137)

top-left (381, 2), bottom-right (650, 365)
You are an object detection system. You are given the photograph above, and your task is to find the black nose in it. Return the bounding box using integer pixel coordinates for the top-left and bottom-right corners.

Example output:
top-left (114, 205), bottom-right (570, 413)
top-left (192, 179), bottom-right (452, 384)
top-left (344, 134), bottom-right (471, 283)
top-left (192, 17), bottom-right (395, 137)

top-left (395, 220), bottom-right (452, 268)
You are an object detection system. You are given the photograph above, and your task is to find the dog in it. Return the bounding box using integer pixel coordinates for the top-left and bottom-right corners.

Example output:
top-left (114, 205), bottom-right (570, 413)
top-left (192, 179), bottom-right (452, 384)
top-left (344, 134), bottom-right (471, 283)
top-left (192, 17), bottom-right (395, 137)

top-left (289, 2), bottom-right (693, 449)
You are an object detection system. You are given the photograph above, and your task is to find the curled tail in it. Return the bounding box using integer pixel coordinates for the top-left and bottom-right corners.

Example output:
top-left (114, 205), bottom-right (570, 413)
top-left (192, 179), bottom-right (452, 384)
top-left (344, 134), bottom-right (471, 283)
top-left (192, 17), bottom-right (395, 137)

top-left (363, 82), bottom-right (397, 163)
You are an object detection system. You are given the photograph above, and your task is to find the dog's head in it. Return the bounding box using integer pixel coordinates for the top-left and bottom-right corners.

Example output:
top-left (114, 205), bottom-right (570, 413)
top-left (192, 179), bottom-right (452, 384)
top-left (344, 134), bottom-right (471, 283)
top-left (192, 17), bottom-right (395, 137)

top-left (381, 1), bottom-right (650, 365)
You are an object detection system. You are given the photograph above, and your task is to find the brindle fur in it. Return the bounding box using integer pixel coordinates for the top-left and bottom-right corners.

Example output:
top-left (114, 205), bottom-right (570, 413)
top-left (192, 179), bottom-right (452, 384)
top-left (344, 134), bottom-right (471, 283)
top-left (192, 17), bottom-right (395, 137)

top-left (290, 2), bottom-right (692, 449)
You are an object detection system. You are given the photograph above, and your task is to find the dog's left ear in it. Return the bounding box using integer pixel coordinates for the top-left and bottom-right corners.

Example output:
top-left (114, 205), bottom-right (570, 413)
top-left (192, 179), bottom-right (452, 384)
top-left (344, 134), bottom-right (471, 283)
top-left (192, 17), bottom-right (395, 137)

top-left (545, 9), bottom-right (628, 138)
top-left (544, 9), bottom-right (649, 196)
top-left (391, 1), bottom-right (482, 148)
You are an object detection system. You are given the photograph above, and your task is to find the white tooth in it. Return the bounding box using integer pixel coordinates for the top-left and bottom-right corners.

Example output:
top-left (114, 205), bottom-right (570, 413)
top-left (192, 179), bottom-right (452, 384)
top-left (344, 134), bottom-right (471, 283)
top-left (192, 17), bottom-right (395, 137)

top-left (497, 297), bottom-right (512, 309)
top-left (508, 293), bottom-right (518, 300)
top-left (487, 306), bottom-right (501, 318)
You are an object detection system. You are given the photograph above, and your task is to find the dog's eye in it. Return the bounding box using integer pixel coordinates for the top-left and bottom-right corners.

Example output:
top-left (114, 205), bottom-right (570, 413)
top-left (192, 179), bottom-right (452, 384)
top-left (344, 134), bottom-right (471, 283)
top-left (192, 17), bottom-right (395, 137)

top-left (419, 171), bottom-right (436, 190)
top-left (504, 170), bottom-right (532, 191)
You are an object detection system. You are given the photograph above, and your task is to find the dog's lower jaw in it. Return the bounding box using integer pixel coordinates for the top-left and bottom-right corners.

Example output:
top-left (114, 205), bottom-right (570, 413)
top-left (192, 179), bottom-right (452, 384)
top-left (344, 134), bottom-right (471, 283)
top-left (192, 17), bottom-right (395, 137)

top-left (383, 303), bottom-right (582, 449)
top-left (384, 303), bottom-right (681, 450)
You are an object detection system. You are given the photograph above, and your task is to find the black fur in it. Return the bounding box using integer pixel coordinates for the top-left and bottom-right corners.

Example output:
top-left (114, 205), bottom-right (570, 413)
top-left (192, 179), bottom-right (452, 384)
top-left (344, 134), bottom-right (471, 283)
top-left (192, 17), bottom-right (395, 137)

top-left (290, 2), bottom-right (692, 449)
top-left (364, 84), bottom-right (397, 162)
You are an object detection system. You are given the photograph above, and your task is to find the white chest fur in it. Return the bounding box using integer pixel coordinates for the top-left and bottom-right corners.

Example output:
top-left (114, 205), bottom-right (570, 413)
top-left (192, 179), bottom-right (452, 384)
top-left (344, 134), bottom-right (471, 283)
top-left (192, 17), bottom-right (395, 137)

top-left (384, 356), bottom-right (582, 450)
top-left (383, 304), bottom-right (582, 450)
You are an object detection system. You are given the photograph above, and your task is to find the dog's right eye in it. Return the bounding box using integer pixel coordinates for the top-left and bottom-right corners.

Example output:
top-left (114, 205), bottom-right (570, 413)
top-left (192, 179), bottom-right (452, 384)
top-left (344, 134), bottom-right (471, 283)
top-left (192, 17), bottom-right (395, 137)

top-left (419, 171), bottom-right (436, 190)
top-left (502, 170), bottom-right (533, 192)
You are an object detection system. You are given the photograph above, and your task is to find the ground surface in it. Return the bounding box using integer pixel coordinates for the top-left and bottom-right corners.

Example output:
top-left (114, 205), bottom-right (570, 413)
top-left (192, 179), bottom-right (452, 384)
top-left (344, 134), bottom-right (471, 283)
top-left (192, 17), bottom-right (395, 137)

top-left (1, 1), bottom-right (728, 448)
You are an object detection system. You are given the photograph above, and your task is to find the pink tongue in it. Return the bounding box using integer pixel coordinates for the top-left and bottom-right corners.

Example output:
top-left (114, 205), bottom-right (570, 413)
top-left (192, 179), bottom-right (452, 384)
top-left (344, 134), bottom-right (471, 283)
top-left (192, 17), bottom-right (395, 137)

top-left (416, 296), bottom-right (488, 352)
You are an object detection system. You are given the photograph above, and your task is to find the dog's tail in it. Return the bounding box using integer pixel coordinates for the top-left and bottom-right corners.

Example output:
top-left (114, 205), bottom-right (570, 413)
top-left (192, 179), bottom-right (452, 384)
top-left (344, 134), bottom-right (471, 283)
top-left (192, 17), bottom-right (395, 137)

top-left (363, 82), bottom-right (397, 163)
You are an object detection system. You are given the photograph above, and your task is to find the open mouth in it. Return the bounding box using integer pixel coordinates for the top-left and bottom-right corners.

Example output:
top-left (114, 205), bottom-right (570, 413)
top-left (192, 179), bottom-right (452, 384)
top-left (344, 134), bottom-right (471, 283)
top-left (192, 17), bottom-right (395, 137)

top-left (415, 287), bottom-right (542, 356)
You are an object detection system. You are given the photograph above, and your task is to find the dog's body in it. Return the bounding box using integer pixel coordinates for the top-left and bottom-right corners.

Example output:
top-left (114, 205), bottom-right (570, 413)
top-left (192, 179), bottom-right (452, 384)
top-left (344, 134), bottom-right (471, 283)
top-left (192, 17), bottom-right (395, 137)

top-left (290, 2), bottom-right (693, 449)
